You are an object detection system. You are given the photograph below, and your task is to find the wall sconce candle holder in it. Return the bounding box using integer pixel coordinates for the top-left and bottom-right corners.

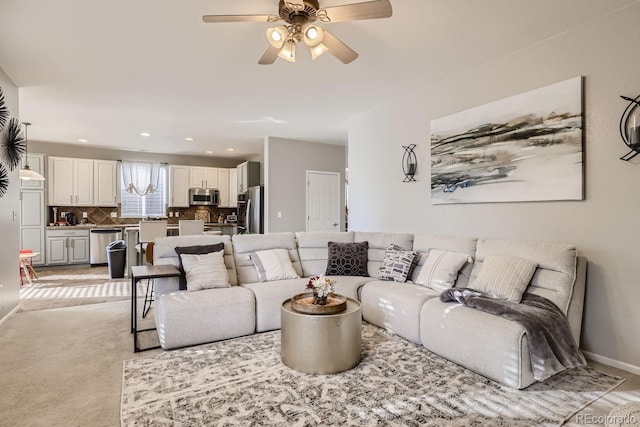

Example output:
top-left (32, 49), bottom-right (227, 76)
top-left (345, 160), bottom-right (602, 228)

top-left (402, 144), bottom-right (417, 182)
top-left (619, 94), bottom-right (640, 161)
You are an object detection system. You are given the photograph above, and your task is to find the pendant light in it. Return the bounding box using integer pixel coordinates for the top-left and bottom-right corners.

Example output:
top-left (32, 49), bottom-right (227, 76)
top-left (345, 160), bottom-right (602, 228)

top-left (19, 122), bottom-right (45, 181)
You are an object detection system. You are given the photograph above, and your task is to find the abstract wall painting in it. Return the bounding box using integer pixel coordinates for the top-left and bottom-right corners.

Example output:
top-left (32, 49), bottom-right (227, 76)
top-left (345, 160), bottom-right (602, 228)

top-left (430, 76), bottom-right (583, 205)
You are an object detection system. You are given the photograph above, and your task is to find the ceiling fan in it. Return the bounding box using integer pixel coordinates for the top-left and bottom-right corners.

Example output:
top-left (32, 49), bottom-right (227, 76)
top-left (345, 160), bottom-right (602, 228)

top-left (202, 0), bottom-right (392, 65)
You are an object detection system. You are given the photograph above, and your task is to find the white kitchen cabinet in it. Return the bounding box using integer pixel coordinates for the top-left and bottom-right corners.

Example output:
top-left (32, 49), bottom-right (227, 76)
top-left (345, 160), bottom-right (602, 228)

top-left (237, 161), bottom-right (261, 194)
top-left (20, 153), bottom-right (46, 190)
top-left (169, 165), bottom-right (190, 207)
top-left (190, 167), bottom-right (219, 190)
top-left (20, 190), bottom-right (46, 265)
top-left (228, 168), bottom-right (238, 208)
top-left (46, 228), bottom-right (90, 265)
top-left (218, 168), bottom-right (230, 207)
top-left (48, 156), bottom-right (94, 206)
top-left (94, 160), bottom-right (118, 206)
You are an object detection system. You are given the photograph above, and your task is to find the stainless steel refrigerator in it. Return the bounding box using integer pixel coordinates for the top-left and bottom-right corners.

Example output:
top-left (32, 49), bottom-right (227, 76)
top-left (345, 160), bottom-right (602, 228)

top-left (245, 186), bottom-right (264, 234)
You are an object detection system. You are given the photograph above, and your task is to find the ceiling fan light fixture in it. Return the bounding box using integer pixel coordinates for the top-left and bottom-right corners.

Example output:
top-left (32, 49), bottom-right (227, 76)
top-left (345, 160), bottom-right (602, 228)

top-left (277, 39), bottom-right (297, 62)
top-left (267, 26), bottom-right (287, 48)
top-left (303, 25), bottom-right (324, 46)
top-left (309, 42), bottom-right (328, 60)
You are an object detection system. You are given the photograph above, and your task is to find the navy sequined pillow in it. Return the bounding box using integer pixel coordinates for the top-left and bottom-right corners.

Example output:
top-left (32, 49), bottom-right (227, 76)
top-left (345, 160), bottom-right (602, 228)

top-left (325, 241), bottom-right (369, 276)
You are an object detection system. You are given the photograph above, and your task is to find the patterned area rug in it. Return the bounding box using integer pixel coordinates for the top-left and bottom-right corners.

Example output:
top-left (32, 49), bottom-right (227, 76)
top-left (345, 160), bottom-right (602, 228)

top-left (121, 324), bottom-right (623, 426)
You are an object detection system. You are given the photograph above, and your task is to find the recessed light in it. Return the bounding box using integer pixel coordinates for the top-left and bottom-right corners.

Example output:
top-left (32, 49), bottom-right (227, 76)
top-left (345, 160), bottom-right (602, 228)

top-left (185, 137), bottom-right (194, 142)
top-left (78, 138), bottom-right (88, 143)
top-left (206, 150), bottom-right (213, 154)
top-left (226, 148), bottom-right (235, 152)
top-left (140, 132), bottom-right (151, 137)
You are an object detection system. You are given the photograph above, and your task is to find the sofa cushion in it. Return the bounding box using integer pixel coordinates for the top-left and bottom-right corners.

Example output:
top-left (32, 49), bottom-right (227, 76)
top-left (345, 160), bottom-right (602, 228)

top-left (420, 298), bottom-right (535, 389)
top-left (378, 244), bottom-right (420, 283)
top-left (250, 249), bottom-right (299, 282)
top-left (469, 255), bottom-right (537, 302)
top-left (232, 233), bottom-right (302, 285)
top-left (241, 278), bottom-right (310, 332)
top-left (180, 250), bottom-right (230, 291)
top-left (414, 249), bottom-right (472, 292)
top-left (328, 276), bottom-right (375, 300)
top-left (360, 280), bottom-right (439, 344)
top-left (296, 231), bottom-right (355, 277)
top-left (175, 243), bottom-right (225, 290)
top-left (325, 241), bottom-right (369, 276)
top-left (472, 239), bottom-right (576, 314)
top-left (155, 287), bottom-right (256, 350)
top-left (354, 232), bottom-right (414, 278)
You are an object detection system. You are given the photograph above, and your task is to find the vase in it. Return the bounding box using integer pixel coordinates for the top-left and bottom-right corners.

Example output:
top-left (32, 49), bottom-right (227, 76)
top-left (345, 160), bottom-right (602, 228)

top-left (313, 293), bottom-right (328, 305)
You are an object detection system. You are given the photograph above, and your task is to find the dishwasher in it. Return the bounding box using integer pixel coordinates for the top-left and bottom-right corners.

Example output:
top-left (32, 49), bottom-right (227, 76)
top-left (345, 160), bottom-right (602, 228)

top-left (90, 228), bottom-right (123, 266)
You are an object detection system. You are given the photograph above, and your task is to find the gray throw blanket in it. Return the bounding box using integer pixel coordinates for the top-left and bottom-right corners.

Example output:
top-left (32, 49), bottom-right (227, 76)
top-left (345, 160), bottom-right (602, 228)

top-left (440, 288), bottom-right (586, 382)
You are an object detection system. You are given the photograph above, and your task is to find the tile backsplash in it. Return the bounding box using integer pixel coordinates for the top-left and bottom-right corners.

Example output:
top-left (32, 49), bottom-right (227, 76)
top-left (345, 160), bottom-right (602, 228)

top-left (50, 205), bottom-right (238, 226)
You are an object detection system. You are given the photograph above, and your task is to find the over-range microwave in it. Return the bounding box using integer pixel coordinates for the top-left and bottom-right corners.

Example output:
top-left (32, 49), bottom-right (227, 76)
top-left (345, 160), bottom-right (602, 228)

top-left (189, 188), bottom-right (219, 206)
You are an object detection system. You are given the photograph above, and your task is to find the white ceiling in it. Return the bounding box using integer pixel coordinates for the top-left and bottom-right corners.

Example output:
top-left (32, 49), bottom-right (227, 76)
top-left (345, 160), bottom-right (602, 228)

top-left (0, 0), bottom-right (634, 158)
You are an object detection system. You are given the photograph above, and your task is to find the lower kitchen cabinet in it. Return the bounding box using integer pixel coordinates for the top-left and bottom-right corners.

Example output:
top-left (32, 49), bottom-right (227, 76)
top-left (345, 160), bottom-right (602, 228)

top-left (46, 229), bottom-right (90, 265)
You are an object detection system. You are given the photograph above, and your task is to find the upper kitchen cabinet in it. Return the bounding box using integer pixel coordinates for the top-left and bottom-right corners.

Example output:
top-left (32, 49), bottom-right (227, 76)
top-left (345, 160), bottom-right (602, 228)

top-left (189, 167), bottom-right (219, 190)
top-left (20, 153), bottom-right (46, 190)
top-left (237, 161), bottom-right (261, 194)
top-left (169, 165), bottom-right (189, 207)
top-left (94, 160), bottom-right (118, 206)
top-left (48, 157), bottom-right (94, 206)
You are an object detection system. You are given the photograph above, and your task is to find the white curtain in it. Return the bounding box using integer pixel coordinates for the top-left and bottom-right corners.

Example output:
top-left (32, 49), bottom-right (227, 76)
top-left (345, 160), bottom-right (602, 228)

top-left (121, 161), bottom-right (161, 196)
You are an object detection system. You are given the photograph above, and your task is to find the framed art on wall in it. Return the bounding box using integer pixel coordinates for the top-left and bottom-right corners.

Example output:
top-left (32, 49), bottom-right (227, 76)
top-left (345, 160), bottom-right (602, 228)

top-left (430, 76), bottom-right (583, 205)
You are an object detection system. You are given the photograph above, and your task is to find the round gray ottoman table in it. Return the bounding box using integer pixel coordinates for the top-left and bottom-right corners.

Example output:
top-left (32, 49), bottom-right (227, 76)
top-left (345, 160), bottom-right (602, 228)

top-left (280, 297), bottom-right (362, 374)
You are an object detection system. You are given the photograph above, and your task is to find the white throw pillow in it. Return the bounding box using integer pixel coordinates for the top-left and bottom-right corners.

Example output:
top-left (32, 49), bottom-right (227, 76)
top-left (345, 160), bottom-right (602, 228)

top-left (180, 250), bottom-right (230, 291)
top-left (469, 255), bottom-right (537, 302)
top-left (250, 249), bottom-right (299, 282)
top-left (414, 249), bottom-right (471, 292)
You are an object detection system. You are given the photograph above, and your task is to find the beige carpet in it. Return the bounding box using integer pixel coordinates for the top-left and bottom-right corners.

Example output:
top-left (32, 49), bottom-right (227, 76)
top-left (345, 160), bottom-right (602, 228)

top-left (19, 266), bottom-right (146, 312)
top-left (2, 267), bottom-right (639, 426)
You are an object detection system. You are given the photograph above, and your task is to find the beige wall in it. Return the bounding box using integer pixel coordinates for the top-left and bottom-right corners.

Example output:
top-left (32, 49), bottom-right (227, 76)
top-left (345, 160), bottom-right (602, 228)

top-left (0, 67), bottom-right (20, 323)
top-left (29, 141), bottom-right (241, 168)
top-left (347, 3), bottom-right (640, 371)
top-left (265, 137), bottom-right (346, 233)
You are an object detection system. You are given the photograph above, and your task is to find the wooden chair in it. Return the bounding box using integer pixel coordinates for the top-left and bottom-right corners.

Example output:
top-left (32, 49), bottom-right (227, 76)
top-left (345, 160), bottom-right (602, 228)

top-left (136, 220), bottom-right (167, 317)
top-left (179, 220), bottom-right (204, 236)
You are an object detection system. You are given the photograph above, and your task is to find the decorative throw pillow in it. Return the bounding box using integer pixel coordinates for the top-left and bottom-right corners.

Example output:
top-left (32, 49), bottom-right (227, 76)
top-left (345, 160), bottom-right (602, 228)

top-left (469, 255), bottom-right (538, 302)
top-left (175, 243), bottom-right (225, 290)
top-left (250, 249), bottom-right (299, 282)
top-left (414, 249), bottom-right (471, 292)
top-left (378, 244), bottom-right (420, 283)
top-left (180, 250), bottom-right (230, 291)
top-left (325, 241), bottom-right (369, 276)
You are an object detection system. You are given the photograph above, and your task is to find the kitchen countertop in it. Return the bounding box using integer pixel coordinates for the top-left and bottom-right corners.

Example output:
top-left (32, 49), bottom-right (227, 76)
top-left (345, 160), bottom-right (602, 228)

top-left (204, 223), bottom-right (238, 227)
top-left (46, 224), bottom-right (126, 230)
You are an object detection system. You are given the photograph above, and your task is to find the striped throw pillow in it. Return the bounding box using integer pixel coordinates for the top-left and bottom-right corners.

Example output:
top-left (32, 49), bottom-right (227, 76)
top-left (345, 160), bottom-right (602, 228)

top-left (469, 255), bottom-right (537, 302)
top-left (414, 249), bottom-right (471, 292)
top-left (180, 250), bottom-right (230, 291)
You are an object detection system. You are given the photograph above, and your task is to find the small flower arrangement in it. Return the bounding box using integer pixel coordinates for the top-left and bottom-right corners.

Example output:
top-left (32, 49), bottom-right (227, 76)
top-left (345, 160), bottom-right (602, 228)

top-left (306, 275), bottom-right (335, 305)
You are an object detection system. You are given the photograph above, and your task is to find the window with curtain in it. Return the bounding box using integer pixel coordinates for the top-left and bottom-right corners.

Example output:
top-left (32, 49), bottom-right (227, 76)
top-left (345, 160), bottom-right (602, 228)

top-left (120, 164), bottom-right (168, 218)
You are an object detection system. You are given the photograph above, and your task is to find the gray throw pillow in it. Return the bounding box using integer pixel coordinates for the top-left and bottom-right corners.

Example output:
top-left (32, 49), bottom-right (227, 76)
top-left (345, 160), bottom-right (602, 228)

top-left (378, 244), bottom-right (420, 283)
top-left (325, 241), bottom-right (369, 276)
top-left (175, 243), bottom-right (225, 290)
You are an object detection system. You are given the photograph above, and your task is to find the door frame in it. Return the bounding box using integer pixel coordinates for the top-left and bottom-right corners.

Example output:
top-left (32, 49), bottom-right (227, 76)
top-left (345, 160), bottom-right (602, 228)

top-left (305, 170), bottom-right (341, 232)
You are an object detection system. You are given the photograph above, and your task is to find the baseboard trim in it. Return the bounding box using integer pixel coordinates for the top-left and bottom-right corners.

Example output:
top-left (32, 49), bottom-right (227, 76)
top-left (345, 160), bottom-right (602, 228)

top-left (0, 304), bottom-right (20, 329)
top-left (583, 350), bottom-right (640, 376)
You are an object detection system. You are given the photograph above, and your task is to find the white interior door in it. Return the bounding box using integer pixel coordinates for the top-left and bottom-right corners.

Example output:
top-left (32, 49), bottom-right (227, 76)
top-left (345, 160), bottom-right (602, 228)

top-left (306, 171), bottom-right (341, 232)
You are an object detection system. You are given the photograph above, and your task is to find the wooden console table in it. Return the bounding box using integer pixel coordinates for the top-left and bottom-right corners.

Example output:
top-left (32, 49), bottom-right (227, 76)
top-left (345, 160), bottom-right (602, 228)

top-left (130, 264), bottom-right (180, 352)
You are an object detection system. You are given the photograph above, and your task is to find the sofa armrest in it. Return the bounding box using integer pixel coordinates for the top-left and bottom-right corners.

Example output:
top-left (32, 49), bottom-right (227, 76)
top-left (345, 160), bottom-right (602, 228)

top-left (566, 256), bottom-right (587, 346)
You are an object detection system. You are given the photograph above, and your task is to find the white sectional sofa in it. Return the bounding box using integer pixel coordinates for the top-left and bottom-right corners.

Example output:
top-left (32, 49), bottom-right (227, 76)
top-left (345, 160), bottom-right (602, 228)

top-left (151, 231), bottom-right (586, 390)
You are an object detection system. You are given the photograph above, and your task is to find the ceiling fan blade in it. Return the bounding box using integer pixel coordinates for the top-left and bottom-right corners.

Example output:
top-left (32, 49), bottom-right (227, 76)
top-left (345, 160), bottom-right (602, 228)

top-left (202, 14), bottom-right (280, 23)
top-left (322, 30), bottom-right (358, 64)
top-left (258, 45), bottom-right (281, 65)
top-left (317, 0), bottom-right (392, 23)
